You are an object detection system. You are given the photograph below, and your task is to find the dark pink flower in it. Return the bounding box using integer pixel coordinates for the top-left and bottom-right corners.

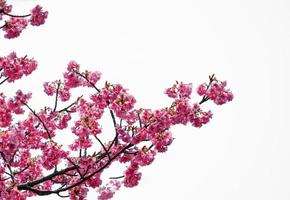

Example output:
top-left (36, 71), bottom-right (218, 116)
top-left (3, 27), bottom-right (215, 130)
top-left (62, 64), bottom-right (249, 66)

top-left (30, 5), bottom-right (48, 26)
top-left (3, 17), bottom-right (28, 39)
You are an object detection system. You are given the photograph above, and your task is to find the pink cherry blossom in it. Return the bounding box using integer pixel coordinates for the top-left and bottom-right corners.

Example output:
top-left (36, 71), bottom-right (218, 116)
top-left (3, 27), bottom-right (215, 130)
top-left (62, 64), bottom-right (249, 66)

top-left (165, 85), bottom-right (178, 98)
top-left (165, 82), bottom-right (192, 99)
top-left (97, 181), bottom-right (121, 200)
top-left (68, 183), bottom-right (89, 200)
top-left (197, 80), bottom-right (233, 105)
top-left (41, 141), bottom-right (68, 170)
top-left (0, 52), bottom-right (37, 83)
top-left (30, 5), bottom-right (48, 26)
top-left (1, 2), bottom-right (48, 38)
top-left (3, 17), bottom-right (28, 38)
top-left (179, 82), bottom-right (192, 98)
top-left (0, 93), bottom-right (12, 127)
top-left (124, 163), bottom-right (142, 187)
top-left (0, 54), bottom-right (233, 199)
top-left (43, 82), bottom-right (55, 96)
top-left (133, 146), bottom-right (156, 166)
top-left (7, 90), bottom-right (32, 114)
top-left (0, 3), bottom-right (235, 199)
top-left (196, 83), bottom-right (207, 96)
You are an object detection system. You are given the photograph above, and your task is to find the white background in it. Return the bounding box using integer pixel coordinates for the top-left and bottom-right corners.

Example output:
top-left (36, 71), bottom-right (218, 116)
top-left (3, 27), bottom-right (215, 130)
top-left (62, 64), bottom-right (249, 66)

top-left (2, 0), bottom-right (290, 199)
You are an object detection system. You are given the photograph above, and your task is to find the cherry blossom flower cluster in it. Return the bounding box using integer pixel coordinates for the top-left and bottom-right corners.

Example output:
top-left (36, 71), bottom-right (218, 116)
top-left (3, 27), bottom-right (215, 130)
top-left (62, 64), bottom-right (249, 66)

top-left (97, 180), bottom-right (121, 200)
top-left (0, 90), bottom-right (32, 127)
top-left (0, 1), bottom-right (47, 39)
top-left (0, 52), bottom-right (37, 83)
top-left (0, 58), bottom-right (233, 199)
top-left (196, 74), bottom-right (234, 105)
top-left (1, 2), bottom-right (233, 199)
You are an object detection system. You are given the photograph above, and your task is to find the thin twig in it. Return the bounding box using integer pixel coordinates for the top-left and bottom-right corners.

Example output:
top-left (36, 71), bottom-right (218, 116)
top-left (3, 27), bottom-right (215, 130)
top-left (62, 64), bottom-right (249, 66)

top-left (3, 11), bottom-right (31, 18)
top-left (53, 81), bottom-right (61, 112)
top-left (0, 77), bottom-right (9, 85)
top-left (94, 135), bottom-right (111, 160)
top-left (73, 70), bottom-right (100, 92)
top-left (57, 95), bottom-right (82, 113)
top-left (20, 101), bottom-right (52, 139)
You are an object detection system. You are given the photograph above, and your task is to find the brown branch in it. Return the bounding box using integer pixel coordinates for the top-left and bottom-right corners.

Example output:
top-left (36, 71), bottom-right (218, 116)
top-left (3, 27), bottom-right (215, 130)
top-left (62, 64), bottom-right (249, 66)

top-left (20, 101), bottom-right (52, 139)
top-left (0, 152), bottom-right (14, 180)
top-left (73, 70), bottom-right (101, 92)
top-left (17, 143), bottom-right (133, 195)
top-left (108, 109), bottom-right (119, 148)
top-left (57, 95), bottom-right (82, 113)
top-left (66, 158), bottom-right (83, 178)
top-left (53, 81), bottom-right (61, 112)
top-left (2, 11), bottom-right (31, 18)
top-left (17, 165), bottom-right (78, 189)
top-left (94, 135), bottom-right (111, 160)
top-left (109, 175), bottom-right (124, 179)
top-left (137, 112), bottom-right (142, 128)
top-left (0, 22), bottom-right (7, 29)
top-left (199, 74), bottom-right (216, 105)
top-left (0, 77), bottom-right (9, 85)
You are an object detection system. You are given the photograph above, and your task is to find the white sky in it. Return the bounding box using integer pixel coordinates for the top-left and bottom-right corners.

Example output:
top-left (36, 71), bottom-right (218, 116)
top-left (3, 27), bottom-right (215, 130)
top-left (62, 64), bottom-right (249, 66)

top-left (1, 0), bottom-right (290, 199)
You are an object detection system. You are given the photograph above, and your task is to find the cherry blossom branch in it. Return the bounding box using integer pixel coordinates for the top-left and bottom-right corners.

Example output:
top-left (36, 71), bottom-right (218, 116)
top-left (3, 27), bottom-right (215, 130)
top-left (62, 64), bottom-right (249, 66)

top-left (199, 74), bottom-right (216, 104)
top-left (53, 81), bottom-right (61, 112)
top-left (0, 22), bottom-right (7, 29)
top-left (0, 77), bottom-right (9, 85)
top-left (66, 158), bottom-right (83, 178)
top-left (108, 109), bottom-right (119, 148)
top-left (57, 95), bottom-right (82, 112)
top-left (20, 100), bottom-right (52, 139)
top-left (73, 69), bottom-right (120, 151)
top-left (0, 4), bottom-right (48, 39)
top-left (17, 151), bottom-right (111, 190)
top-left (0, 152), bottom-right (15, 180)
top-left (17, 165), bottom-right (78, 189)
top-left (0, 57), bottom-right (233, 199)
top-left (94, 135), bottom-right (111, 160)
top-left (1, 11), bottom-right (31, 18)
top-left (17, 143), bottom-right (133, 195)
top-left (73, 70), bottom-right (101, 92)
top-left (137, 112), bottom-right (143, 128)
top-left (109, 175), bottom-right (124, 179)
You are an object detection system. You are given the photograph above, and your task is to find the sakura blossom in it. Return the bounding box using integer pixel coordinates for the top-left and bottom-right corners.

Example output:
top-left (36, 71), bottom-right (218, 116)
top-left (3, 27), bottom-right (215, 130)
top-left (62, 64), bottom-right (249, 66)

top-left (0, 60), bottom-right (233, 199)
top-left (0, 1), bottom-right (233, 200)
top-left (0, 3), bottom-right (47, 39)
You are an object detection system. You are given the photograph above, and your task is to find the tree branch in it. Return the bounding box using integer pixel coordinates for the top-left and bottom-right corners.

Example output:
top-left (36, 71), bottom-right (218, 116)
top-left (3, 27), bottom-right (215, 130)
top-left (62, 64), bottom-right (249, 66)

top-left (20, 101), bottom-right (52, 139)
top-left (17, 143), bottom-right (133, 195)
top-left (0, 77), bottom-right (9, 85)
top-left (2, 11), bottom-right (31, 18)
top-left (53, 81), bottom-right (61, 112)
top-left (94, 135), bottom-right (111, 160)
top-left (73, 70), bottom-right (101, 92)
top-left (57, 95), bottom-right (82, 113)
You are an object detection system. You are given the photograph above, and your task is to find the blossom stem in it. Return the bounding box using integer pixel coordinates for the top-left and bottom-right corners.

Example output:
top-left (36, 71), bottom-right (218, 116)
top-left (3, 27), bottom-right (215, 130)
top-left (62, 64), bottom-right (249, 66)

top-left (57, 95), bottom-right (82, 113)
top-left (17, 143), bottom-right (133, 195)
top-left (109, 175), bottom-right (124, 179)
top-left (73, 70), bottom-right (101, 92)
top-left (53, 81), bottom-right (61, 112)
top-left (94, 135), bottom-right (111, 160)
top-left (137, 112), bottom-right (142, 128)
top-left (107, 108), bottom-right (119, 152)
top-left (0, 77), bottom-right (9, 85)
top-left (3, 11), bottom-right (31, 18)
top-left (20, 101), bottom-right (52, 139)
top-left (199, 74), bottom-right (215, 104)
top-left (0, 152), bottom-right (15, 180)
top-left (0, 22), bottom-right (7, 29)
